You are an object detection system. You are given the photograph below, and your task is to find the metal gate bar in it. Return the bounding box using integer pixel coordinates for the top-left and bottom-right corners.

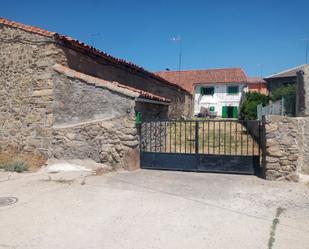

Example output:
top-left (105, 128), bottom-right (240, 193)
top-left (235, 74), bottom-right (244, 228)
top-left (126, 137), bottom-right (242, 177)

top-left (140, 119), bottom-right (261, 174)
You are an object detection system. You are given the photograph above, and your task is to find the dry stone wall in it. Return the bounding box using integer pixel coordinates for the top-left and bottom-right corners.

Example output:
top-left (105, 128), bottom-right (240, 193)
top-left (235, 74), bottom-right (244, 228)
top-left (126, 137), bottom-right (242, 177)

top-left (51, 117), bottom-right (139, 170)
top-left (51, 68), bottom-right (139, 169)
top-left (264, 115), bottom-right (309, 181)
top-left (0, 25), bottom-right (60, 154)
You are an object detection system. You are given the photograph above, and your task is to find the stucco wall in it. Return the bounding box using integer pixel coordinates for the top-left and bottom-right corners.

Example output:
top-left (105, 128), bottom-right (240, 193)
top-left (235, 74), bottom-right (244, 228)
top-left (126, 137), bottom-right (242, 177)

top-left (263, 115), bottom-right (309, 181)
top-left (58, 46), bottom-right (193, 118)
top-left (194, 84), bottom-right (246, 116)
top-left (0, 25), bottom-right (59, 154)
top-left (53, 72), bottom-right (135, 126)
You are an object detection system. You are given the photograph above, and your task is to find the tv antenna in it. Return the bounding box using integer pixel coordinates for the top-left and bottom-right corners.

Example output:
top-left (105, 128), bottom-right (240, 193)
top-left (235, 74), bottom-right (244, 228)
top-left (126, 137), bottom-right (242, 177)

top-left (171, 35), bottom-right (182, 84)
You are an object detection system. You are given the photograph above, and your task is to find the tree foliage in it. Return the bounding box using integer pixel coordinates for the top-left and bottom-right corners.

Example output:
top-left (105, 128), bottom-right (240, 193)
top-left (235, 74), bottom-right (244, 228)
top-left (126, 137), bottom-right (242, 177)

top-left (270, 84), bottom-right (296, 116)
top-left (240, 92), bottom-right (269, 120)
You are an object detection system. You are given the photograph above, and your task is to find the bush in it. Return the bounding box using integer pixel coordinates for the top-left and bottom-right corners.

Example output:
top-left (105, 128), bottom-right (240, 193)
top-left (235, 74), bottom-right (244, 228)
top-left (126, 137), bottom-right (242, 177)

top-left (1, 161), bottom-right (29, 173)
top-left (270, 84), bottom-right (296, 116)
top-left (240, 92), bottom-right (269, 120)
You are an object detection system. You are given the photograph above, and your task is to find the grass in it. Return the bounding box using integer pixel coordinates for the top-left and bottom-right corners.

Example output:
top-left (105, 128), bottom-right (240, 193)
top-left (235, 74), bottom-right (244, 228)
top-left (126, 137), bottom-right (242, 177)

top-left (142, 120), bottom-right (260, 155)
top-left (0, 146), bottom-right (46, 173)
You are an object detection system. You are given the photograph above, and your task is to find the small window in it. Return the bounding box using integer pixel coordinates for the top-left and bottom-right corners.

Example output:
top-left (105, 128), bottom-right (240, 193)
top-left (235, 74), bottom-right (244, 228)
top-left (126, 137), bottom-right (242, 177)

top-left (200, 87), bottom-right (214, 95)
top-left (209, 106), bottom-right (215, 112)
top-left (227, 86), bottom-right (239, 94)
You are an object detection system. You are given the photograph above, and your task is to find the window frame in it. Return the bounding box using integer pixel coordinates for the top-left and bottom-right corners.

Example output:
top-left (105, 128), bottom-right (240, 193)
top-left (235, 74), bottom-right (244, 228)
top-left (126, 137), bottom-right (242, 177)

top-left (227, 85), bottom-right (239, 95)
top-left (200, 86), bottom-right (215, 96)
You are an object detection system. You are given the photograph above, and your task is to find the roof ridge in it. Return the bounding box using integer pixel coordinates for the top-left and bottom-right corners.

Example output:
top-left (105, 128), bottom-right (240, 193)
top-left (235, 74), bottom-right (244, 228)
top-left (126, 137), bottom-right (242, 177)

top-left (52, 64), bottom-right (170, 103)
top-left (265, 64), bottom-right (309, 78)
top-left (0, 17), bottom-right (189, 94)
top-left (156, 67), bottom-right (244, 74)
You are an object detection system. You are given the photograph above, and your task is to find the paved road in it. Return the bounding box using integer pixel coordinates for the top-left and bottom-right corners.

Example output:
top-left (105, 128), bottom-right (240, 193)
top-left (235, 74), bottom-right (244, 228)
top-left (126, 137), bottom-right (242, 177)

top-left (0, 169), bottom-right (309, 249)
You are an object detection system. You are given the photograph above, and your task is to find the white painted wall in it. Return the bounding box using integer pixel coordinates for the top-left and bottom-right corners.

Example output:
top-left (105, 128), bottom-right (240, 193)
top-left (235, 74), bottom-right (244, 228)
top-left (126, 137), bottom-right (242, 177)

top-left (194, 83), bottom-right (247, 117)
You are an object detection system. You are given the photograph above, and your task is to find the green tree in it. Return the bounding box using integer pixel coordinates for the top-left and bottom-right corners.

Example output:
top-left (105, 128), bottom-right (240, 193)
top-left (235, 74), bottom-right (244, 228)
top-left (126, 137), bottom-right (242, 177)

top-left (240, 92), bottom-right (269, 120)
top-left (270, 84), bottom-right (296, 116)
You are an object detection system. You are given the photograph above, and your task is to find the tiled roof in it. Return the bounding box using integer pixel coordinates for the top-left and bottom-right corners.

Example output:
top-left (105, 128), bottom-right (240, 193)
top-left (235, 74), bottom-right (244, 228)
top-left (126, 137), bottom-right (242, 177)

top-left (0, 17), bottom-right (55, 37)
top-left (0, 17), bottom-right (189, 93)
top-left (247, 77), bottom-right (267, 84)
top-left (265, 64), bottom-right (309, 79)
top-left (155, 68), bottom-right (247, 93)
top-left (53, 64), bottom-right (170, 103)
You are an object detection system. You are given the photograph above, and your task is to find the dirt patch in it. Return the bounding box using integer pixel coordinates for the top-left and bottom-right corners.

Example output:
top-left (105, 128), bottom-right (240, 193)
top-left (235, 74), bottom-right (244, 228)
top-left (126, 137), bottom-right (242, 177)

top-left (0, 147), bottom-right (47, 172)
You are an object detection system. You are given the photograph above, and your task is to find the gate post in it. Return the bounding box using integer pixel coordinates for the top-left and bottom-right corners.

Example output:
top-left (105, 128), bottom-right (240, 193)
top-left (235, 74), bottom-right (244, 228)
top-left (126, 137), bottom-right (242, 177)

top-left (259, 116), bottom-right (267, 178)
top-left (195, 121), bottom-right (199, 171)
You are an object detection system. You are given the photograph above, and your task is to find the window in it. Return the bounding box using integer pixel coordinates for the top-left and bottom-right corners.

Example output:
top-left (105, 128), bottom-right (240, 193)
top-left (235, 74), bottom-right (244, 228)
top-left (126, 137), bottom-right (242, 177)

top-left (227, 86), bottom-right (239, 94)
top-left (209, 106), bottom-right (215, 112)
top-left (200, 87), bottom-right (214, 95)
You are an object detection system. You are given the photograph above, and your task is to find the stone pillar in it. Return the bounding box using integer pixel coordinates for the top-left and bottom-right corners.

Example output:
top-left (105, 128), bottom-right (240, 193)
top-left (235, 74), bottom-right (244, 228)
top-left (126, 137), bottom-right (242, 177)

top-left (296, 65), bottom-right (309, 117)
top-left (264, 116), bottom-right (300, 182)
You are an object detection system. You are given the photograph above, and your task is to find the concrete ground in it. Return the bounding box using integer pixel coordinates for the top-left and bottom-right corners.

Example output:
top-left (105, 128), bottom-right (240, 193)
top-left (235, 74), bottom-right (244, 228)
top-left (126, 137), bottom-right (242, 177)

top-left (0, 169), bottom-right (309, 249)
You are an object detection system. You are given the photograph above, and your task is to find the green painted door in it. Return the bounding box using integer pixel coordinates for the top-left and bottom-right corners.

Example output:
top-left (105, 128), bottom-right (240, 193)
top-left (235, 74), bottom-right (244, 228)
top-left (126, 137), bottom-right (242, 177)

top-left (222, 106), bottom-right (228, 118)
top-left (232, 107), bottom-right (238, 118)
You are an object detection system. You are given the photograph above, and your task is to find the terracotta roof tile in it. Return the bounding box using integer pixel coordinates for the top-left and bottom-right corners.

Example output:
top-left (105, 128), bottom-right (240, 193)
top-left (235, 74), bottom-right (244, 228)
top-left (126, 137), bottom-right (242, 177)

top-left (0, 17), bottom-right (189, 93)
top-left (155, 68), bottom-right (247, 93)
top-left (53, 64), bottom-right (170, 103)
top-left (247, 77), bottom-right (267, 84)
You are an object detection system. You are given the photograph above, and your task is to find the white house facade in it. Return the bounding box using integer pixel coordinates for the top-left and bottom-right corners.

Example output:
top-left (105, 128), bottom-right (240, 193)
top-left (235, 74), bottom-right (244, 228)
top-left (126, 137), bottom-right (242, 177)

top-left (194, 83), bottom-right (247, 118)
top-left (156, 68), bottom-right (266, 118)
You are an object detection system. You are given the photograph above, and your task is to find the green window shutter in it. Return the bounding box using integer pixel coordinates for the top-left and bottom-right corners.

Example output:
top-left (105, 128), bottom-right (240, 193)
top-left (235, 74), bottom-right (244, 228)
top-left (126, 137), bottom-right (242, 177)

top-left (209, 106), bottom-right (215, 112)
top-left (201, 87), bottom-right (215, 95)
top-left (222, 106), bottom-right (227, 118)
top-left (227, 86), bottom-right (239, 94)
top-left (232, 107), bottom-right (238, 118)
top-left (135, 112), bottom-right (142, 124)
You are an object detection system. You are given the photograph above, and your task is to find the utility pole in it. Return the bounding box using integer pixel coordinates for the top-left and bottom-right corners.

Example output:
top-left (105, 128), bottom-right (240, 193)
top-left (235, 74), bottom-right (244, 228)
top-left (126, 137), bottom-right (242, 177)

top-left (171, 35), bottom-right (182, 85)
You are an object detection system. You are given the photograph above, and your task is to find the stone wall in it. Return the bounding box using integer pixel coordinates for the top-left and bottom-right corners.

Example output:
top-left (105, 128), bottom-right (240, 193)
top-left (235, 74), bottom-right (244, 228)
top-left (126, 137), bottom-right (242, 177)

top-left (0, 25), bottom-right (58, 155)
top-left (53, 70), bottom-right (136, 126)
top-left (50, 67), bottom-right (139, 169)
top-left (135, 101), bottom-right (168, 121)
top-left (51, 117), bottom-right (139, 170)
top-left (58, 45), bottom-right (193, 119)
top-left (263, 115), bottom-right (309, 181)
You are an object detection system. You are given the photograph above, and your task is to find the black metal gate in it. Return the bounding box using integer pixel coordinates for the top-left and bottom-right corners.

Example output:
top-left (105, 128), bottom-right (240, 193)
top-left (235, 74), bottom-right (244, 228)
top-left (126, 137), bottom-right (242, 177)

top-left (139, 119), bottom-right (262, 175)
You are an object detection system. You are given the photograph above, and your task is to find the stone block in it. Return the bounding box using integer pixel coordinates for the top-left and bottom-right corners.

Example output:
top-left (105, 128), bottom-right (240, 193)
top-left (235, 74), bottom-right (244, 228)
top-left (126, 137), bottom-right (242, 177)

top-left (266, 170), bottom-right (282, 180)
top-left (123, 147), bottom-right (140, 171)
top-left (122, 140), bottom-right (139, 148)
top-left (267, 146), bottom-right (284, 157)
top-left (32, 89), bottom-right (53, 97)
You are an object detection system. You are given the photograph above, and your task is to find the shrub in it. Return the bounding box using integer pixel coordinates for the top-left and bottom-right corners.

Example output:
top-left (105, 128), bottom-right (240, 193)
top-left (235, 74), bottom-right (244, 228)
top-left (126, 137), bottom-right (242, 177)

top-left (240, 92), bottom-right (269, 120)
top-left (1, 161), bottom-right (29, 173)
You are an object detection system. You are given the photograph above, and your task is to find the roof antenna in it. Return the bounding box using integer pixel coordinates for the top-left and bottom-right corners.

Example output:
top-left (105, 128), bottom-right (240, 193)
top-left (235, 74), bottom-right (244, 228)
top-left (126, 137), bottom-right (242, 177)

top-left (257, 63), bottom-right (264, 78)
top-left (171, 35), bottom-right (182, 85)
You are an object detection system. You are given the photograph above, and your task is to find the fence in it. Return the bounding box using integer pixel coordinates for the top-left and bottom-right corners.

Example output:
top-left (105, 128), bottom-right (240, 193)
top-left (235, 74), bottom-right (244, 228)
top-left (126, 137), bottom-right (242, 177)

top-left (257, 98), bottom-right (285, 120)
top-left (140, 119), bottom-right (260, 156)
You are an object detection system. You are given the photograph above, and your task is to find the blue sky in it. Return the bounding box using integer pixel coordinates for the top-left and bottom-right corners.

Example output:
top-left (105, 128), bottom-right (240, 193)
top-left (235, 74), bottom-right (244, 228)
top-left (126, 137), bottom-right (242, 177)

top-left (1, 0), bottom-right (309, 77)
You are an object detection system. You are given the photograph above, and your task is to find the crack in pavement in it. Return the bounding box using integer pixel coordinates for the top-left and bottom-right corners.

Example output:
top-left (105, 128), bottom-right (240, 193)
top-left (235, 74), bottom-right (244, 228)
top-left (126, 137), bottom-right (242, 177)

top-left (268, 207), bottom-right (286, 249)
